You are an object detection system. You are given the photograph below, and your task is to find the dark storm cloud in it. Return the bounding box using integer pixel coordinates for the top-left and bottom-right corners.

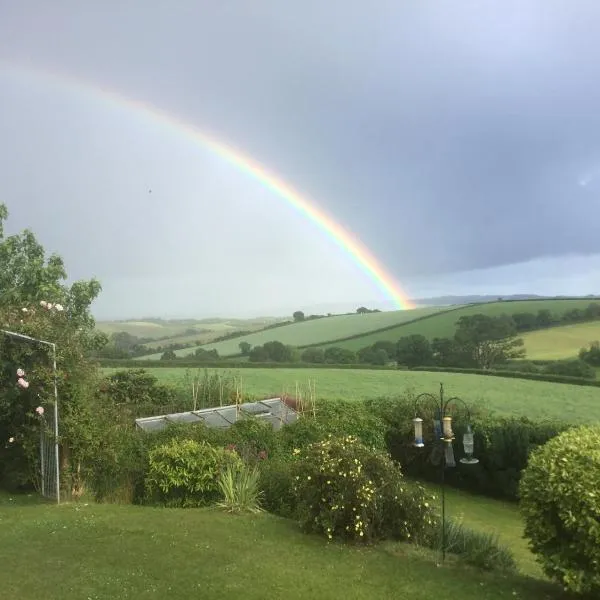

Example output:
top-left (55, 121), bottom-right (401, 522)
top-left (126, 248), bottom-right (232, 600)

top-left (2, 1), bottom-right (600, 316)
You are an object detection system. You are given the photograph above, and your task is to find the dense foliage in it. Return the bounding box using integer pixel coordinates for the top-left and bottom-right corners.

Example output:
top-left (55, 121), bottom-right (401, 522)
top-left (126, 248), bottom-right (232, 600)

top-left (145, 438), bottom-right (242, 507)
top-left (0, 203), bottom-right (104, 493)
top-left (291, 435), bottom-right (438, 544)
top-left (519, 425), bottom-right (600, 595)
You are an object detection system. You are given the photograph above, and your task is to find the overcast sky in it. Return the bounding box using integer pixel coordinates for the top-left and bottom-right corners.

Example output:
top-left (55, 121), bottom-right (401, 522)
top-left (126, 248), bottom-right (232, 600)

top-left (2, 1), bottom-right (600, 319)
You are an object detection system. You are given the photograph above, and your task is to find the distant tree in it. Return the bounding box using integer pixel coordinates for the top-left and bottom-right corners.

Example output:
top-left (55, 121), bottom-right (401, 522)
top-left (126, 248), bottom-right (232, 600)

top-left (248, 345), bottom-right (269, 362)
top-left (263, 340), bottom-right (293, 362)
top-left (454, 314), bottom-right (525, 369)
top-left (371, 340), bottom-right (396, 359)
top-left (535, 309), bottom-right (554, 328)
top-left (357, 345), bottom-right (389, 365)
top-left (511, 312), bottom-right (538, 332)
top-left (160, 349), bottom-right (177, 360)
top-left (431, 337), bottom-right (466, 367)
top-left (584, 302), bottom-right (600, 320)
top-left (193, 347), bottom-right (219, 362)
top-left (356, 307), bottom-right (369, 314)
top-left (249, 341), bottom-right (293, 362)
top-left (301, 347), bottom-right (325, 363)
top-left (579, 341), bottom-right (600, 367)
top-left (293, 311), bottom-right (305, 322)
top-left (396, 334), bottom-right (434, 368)
top-left (238, 341), bottom-right (252, 355)
top-left (324, 346), bottom-right (356, 364)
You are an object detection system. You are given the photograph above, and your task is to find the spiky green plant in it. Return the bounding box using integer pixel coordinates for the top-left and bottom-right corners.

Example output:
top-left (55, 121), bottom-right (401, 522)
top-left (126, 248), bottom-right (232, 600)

top-left (217, 462), bottom-right (263, 514)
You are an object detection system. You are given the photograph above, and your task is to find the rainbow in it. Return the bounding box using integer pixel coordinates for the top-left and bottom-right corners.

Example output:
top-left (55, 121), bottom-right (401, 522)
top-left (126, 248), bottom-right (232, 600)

top-left (0, 63), bottom-right (416, 310)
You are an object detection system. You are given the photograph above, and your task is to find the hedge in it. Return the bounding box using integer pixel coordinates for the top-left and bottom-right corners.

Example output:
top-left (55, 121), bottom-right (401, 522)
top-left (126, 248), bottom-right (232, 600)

top-left (96, 359), bottom-right (401, 370)
top-left (410, 366), bottom-right (600, 388)
top-left (367, 397), bottom-right (571, 501)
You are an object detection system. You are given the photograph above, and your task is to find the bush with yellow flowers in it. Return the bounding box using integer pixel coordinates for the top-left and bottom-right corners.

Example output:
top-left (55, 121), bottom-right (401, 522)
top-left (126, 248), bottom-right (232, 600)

top-left (291, 435), bottom-right (438, 544)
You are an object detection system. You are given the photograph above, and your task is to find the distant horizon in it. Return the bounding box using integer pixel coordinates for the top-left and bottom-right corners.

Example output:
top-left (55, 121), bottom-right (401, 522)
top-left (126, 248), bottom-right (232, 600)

top-left (93, 292), bottom-right (600, 323)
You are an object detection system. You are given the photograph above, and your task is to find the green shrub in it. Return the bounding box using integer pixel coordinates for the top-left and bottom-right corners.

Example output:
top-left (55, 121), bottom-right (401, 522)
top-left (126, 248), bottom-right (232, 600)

top-left (258, 459), bottom-right (298, 518)
top-left (278, 400), bottom-right (387, 457)
top-left (145, 438), bottom-right (242, 507)
top-left (372, 396), bottom-right (570, 501)
top-left (222, 418), bottom-right (283, 464)
top-left (542, 359), bottom-right (596, 379)
top-left (411, 365), bottom-right (600, 387)
top-left (217, 462), bottom-right (263, 514)
top-left (519, 425), bottom-right (600, 595)
top-left (292, 435), bottom-right (437, 544)
top-left (433, 518), bottom-right (517, 573)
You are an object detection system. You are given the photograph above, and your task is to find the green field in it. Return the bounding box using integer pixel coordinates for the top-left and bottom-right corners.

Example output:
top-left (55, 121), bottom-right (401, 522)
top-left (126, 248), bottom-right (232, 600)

top-left (139, 307), bottom-right (449, 359)
top-left (136, 298), bottom-right (600, 359)
top-left (0, 490), bottom-right (558, 599)
top-left (520, 320), bottom-right (600, 359)
top-left (317, 298), bottom-right (600, 351)
top-left (96, 316), bottom-right (286, 347)
top-left (108, 367), bottom-right (600, 423)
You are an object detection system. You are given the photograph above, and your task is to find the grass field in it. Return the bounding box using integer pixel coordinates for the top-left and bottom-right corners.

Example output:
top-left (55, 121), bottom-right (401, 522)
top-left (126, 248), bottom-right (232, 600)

top-left (136, 298), bottom-right (600, 359)
top-left (0, 492), bottom-right (559, 599)
top-left (520, 320), bottom-right (600, 359)
top-left (139, 307), bottom-right (449, 359)
top-left (96, 317), bottom-right (286, 347)
top-left (318, 298), bottom-right (600, 351)
top-left (107, 367), bottom-right (600, 423)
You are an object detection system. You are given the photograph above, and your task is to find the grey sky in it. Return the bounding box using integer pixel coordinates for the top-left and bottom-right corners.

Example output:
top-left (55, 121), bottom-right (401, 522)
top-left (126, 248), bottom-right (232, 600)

top-left (2, 1), bottom-right (600, 318)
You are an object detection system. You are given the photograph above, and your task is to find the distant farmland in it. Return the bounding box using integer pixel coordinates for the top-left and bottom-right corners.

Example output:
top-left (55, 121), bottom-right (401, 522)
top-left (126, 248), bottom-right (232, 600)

top-left (135, 298), bottom-right (600, 359)
top-left (97, 316), bottom-right (287, 347)
top-left (316, 298), bottom-right (600, 351)
top-left (137, 306), bottom-right (450, 359)
top-left (520, 320), bottom-right (600, 359)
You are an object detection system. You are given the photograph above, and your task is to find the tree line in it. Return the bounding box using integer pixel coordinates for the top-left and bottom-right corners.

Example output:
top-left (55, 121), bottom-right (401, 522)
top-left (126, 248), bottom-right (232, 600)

top-left (242, 303), bottom-right (600, 374)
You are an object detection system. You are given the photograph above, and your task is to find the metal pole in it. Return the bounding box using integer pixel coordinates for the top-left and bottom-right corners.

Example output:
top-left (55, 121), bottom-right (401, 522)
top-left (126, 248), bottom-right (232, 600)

top-left (40, 425), bottom-right (45, 497)
top-left (441, 456), bottom-right (446, 563)
top-left (440, 382), bottom-right (446, 564)
top-left (51, 343), bottom-right (60, 505)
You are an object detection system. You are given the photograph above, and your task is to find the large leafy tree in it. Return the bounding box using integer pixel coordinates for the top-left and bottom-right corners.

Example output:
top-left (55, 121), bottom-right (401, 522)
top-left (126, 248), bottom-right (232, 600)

top-left (0, 202), bottom-right (105, 492)
top-left (454, 314), bottom-right (525, 369)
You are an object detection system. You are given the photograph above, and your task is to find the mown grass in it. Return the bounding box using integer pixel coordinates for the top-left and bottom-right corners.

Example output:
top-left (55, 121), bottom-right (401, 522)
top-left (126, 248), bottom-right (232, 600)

top-left (112, 366), bottom-right (600, 423)
top-left (322, 299), bottom-right (600, 351)
top-left (421, 482), bottom-right (542, 578)
top-left (140, 307), bottom-right (447, 359)
top-left (520, 320), bottom-right (600, 359)
top-left (0, 493), bottom-right (562, 600)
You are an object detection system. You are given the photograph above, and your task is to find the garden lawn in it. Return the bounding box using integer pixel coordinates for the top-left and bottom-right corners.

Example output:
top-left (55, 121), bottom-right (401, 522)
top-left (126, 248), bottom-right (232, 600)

top-left (113, 366), bottom-right (600, 423)
top-left (0, 494), bottom-right (561, 600)
top-left (322, 298), bottom-right (600, 351)
top-left (420, 483), bottom-right (542, 578)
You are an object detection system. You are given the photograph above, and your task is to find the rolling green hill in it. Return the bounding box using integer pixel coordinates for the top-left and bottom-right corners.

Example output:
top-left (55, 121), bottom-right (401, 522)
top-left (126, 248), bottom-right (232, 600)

top-left (138, 307), bottom-right (450, 359)
top-left (521, 320), bottom-right (600, 359)
top-left (96, 316), bottom-right (287, 347)
top-left (314, 298), bottom-right (600, 351)
top-left (136, 298), bottom-right (600, 359)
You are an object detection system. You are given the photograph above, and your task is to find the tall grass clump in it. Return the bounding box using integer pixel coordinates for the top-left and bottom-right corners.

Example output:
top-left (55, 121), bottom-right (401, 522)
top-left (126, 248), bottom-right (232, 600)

top-left (432, 518), bottom-right (517, 573)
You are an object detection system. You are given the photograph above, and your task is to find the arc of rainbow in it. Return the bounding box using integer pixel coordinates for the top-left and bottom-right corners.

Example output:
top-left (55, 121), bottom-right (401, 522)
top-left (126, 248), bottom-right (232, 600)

top-left (0, 63), bottom-right (415, 310)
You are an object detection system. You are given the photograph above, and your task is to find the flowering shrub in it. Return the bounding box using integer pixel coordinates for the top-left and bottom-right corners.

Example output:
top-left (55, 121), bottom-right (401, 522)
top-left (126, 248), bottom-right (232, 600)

top-left (145, 438), bottom-right (243, 507)
top-left (1, 203), bottom-right (104, 495)
top-left (292, 435), bottom-right (438, 544)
